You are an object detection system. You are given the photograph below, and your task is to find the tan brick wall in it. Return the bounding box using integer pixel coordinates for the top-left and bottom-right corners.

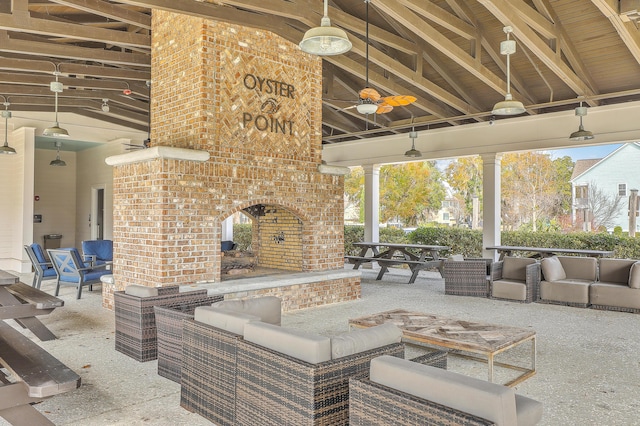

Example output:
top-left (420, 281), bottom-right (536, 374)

top-left (108, 11), bottom-right (347, 298)
top-left (258, 207), bottom-right (302, 271)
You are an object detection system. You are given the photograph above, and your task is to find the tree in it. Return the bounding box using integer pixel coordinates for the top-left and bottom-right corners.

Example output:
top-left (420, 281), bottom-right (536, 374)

top-left (587, 181), bottom-right (623, 230)
top-left (501, 152), bottom-right (569, 231)
top-left (445, 156), bottom-right (483, 223)
top-left (343, 162), bottom-right (446, 227)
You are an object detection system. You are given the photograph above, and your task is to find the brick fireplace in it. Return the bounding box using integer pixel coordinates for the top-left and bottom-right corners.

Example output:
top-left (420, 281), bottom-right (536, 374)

top-left (103, 11), bottom-right (359, 309)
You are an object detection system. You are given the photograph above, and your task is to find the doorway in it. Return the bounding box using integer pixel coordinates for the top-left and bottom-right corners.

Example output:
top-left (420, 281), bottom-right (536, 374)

top-left (91, 185), bottom-right (105, 240)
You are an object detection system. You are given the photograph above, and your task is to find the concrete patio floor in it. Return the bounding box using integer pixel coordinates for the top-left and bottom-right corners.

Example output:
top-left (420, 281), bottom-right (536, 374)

top-left (2, 266), bottom-right (639, 425)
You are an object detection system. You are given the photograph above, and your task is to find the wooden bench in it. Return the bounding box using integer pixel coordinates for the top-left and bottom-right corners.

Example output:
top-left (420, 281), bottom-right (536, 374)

top-left (0, 321), bottom-right (80, 425)
top-left (0, 282), bottom-right (64, 341)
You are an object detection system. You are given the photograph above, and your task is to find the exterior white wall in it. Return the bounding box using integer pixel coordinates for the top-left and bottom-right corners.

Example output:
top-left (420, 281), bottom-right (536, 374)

top-left (571, 143), bottom-right (640, 232)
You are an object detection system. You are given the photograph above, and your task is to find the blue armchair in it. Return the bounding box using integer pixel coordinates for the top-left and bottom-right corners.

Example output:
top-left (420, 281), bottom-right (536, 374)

top-left (24, 244), bottom-right (57, 289)
top-left (47, 248), bottom-right (111, 299)
top-left (81, 240), bottom-right (113, 266)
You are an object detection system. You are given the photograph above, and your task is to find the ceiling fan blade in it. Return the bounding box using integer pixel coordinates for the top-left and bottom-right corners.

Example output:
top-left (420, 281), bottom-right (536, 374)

top-left (382, 95), bottom-right (417, 107)
top-left (376, 104), bottom-right (393, 114)
top-left (359, 87), bottom-right (381, 102)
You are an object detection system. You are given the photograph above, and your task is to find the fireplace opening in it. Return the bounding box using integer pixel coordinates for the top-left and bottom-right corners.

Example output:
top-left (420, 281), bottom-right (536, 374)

top-left (220, 203), bottom-right (304, 281)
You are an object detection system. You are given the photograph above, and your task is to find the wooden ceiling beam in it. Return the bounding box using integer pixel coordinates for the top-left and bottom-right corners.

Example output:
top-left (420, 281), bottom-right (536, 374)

top-left (0, 12), bottom-right (150, 48)
top-left (0, 31), bottom-right (150, 66)
top-left (395, 0), bottom-right (475, 40)
top-left (48, 0), bottom-right (151, 29)
top-left (591, 0), bottom-right (640, 65)
top-left (477, 0), bottom-right (595, 99)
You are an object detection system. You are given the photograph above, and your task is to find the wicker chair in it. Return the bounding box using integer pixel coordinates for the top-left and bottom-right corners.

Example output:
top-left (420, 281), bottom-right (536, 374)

top-left (490, 257), bottom-right (541, 303)
top-left (114, 286), bottom-right (217, 362)
top-left (234, 328), bottom-right (405, 426)
top-left (154, 297), bottom-right (223, 382)
top-left (442, 258), bottom-right (493, 297)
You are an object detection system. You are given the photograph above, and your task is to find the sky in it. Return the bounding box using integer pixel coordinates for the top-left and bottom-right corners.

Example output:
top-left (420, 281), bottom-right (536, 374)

top-left (547, 143), bottom-right (623, 161)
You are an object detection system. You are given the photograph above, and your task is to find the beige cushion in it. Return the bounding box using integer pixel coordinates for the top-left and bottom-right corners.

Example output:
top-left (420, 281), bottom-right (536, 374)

top-left (540, 256), bottom-right (566, 282)
top-left (370, 356), bottom-right (518, 426)
top-left (448, 254), bottom-right (465, 261)
top-left (540, 279), bottom-right (590, 304)
top-left (501, 257), bottom-right (536, 281)
top-left (330, 323), bottom-right (402, 359)
top-left (492, 280), bottom-right (526, 301)
top-left (590, 282), bottom-right (640, 309)
top-left (629, 262), bottom-right (640, 289)
top-left (213, 296), bottom-right (282, 325)
top-left (243, 321), bottom-right (331, 364)
top-left (599, 258), bottom-right (635, 284)
top-left (124, 284), bottom-right (159, 297)
top-left (194, 306), bottom-right (259, 335)
top-left (558, 256), bottom-right (597, 281)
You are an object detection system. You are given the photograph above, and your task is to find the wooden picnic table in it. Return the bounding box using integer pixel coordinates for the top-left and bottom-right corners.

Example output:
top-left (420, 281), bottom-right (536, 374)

top-left (486, 245), bottom-right (615, 261)
top-left (0, 270), bottom-right (63, 341)
top-left (346, 242), bottom-right (450, 284)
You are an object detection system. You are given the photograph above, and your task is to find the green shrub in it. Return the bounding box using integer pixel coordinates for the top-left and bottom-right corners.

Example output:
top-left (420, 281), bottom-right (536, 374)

top-left (345, 226), bottom-right (640, 259)
top-left (232, 223), bottom-right (252, 251)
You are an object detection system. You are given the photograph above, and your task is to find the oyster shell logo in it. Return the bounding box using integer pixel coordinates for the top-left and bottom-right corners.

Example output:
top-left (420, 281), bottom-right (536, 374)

top-left (242, 73), bottom-right (294, 135)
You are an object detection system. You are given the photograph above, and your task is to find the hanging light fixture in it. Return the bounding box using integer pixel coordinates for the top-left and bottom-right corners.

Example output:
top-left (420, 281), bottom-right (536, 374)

top-left (43, 70), bottom-right (69, 137)
top-left (50, 141), bottom-right (66, 167)
top-left (569, 102), bottom-right (594, 141)
top-left (0, 101), bottom-right (16, 155)
top-left (101, 99), bottom-right (110, 112)
top-left (404, 128), bottom-right (422, 158)
top-left (492, 26), bottom-right (525, 116)
top-left (299, 0), bottom-right (352, 56)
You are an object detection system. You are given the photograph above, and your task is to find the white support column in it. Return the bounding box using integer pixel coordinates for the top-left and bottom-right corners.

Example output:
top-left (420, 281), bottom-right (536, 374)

top-left (221, 216), bottom-right (234, 241)
top-left (481, 154), bottom-right (502, 260)
top-left (363, 164), bottom-right (380, 253)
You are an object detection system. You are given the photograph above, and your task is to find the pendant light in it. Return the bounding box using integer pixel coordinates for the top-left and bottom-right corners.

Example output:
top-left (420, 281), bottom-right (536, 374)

top-left (492, 26), bottom-right (525, 116)
top-left (404, 120), bottom-right (422, 158)
top-left (299, 0), bottom-right (352, 56)
top-left (0, 101), bottom-right (16, 155)
top-left (43, 70), bottom-right (69, 137)
top-left (569, 102), bottom-right (594, 141)
top-left (50, 141), bottom-right (66, 167)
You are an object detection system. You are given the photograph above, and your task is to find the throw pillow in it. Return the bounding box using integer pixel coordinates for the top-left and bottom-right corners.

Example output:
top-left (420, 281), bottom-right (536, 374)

top-left (541, 256), bottom-right (566, 282)
top-left (629, 262), bottom-right (640, 289)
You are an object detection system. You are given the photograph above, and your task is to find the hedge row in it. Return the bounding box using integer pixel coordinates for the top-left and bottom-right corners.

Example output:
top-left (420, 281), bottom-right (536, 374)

top-left (234, 224), bottom-right (640, 259)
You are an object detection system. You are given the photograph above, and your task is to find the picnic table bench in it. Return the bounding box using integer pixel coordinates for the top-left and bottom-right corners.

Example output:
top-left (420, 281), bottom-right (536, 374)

top-left (0, 270), bottom-right (64, 341)
top-left (0, 321), bottom-right (80, 425)
top-left (346, 242), bottom-right (450, 284)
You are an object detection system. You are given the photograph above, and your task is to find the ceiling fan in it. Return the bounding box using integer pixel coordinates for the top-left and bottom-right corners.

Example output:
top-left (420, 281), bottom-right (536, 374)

top-left (344, 0), bottom-right (416, 115)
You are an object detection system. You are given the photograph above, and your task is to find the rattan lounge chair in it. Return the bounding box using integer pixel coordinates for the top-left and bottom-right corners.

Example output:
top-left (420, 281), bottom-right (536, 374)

top-left (114, 285), bottom-right (218, 362)
top-left (442, 257), bottom-right (493, 297)
top-left (490, 256), bottom-right (540, 303)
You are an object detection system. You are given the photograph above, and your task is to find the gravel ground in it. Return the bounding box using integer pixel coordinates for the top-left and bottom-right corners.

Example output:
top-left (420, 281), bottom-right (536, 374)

top-left (3, 266), bottom-right (640, 425)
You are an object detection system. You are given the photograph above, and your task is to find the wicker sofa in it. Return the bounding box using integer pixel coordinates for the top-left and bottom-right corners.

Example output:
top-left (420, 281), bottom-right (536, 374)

top-left (234, 321), bottom-right (405, 426)
top-left (590, 258), bottom-right (640, 313)
top-left (114, 285), bottom-right (221, 362)
top-left (349, 355), bottom-right (543, 426)
top-left (539, 256), bottom-right (640, 312)
top-left (490, 256), bottom-right (540, 303)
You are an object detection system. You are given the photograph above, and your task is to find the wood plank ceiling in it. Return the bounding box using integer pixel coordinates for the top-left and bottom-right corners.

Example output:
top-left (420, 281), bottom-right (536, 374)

top-left (2, 0), bottom-right (640, 144)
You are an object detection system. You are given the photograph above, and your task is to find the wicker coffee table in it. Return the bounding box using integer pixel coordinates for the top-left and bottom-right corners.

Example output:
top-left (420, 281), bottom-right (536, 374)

top-left (349, 309), bottom-right (536, 387)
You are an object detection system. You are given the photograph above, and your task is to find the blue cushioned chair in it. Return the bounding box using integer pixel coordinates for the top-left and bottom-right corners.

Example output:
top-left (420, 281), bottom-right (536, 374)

top-left (81, 240), bottom-right (113, 266)
top-left (48, 248), bottom-right (111, 299)
top-left (24, 244), bottom-right (58, 289)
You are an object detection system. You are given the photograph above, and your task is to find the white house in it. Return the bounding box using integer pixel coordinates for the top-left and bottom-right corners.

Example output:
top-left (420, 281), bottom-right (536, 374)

top-left (570, 143), bottom-right (640, 232)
